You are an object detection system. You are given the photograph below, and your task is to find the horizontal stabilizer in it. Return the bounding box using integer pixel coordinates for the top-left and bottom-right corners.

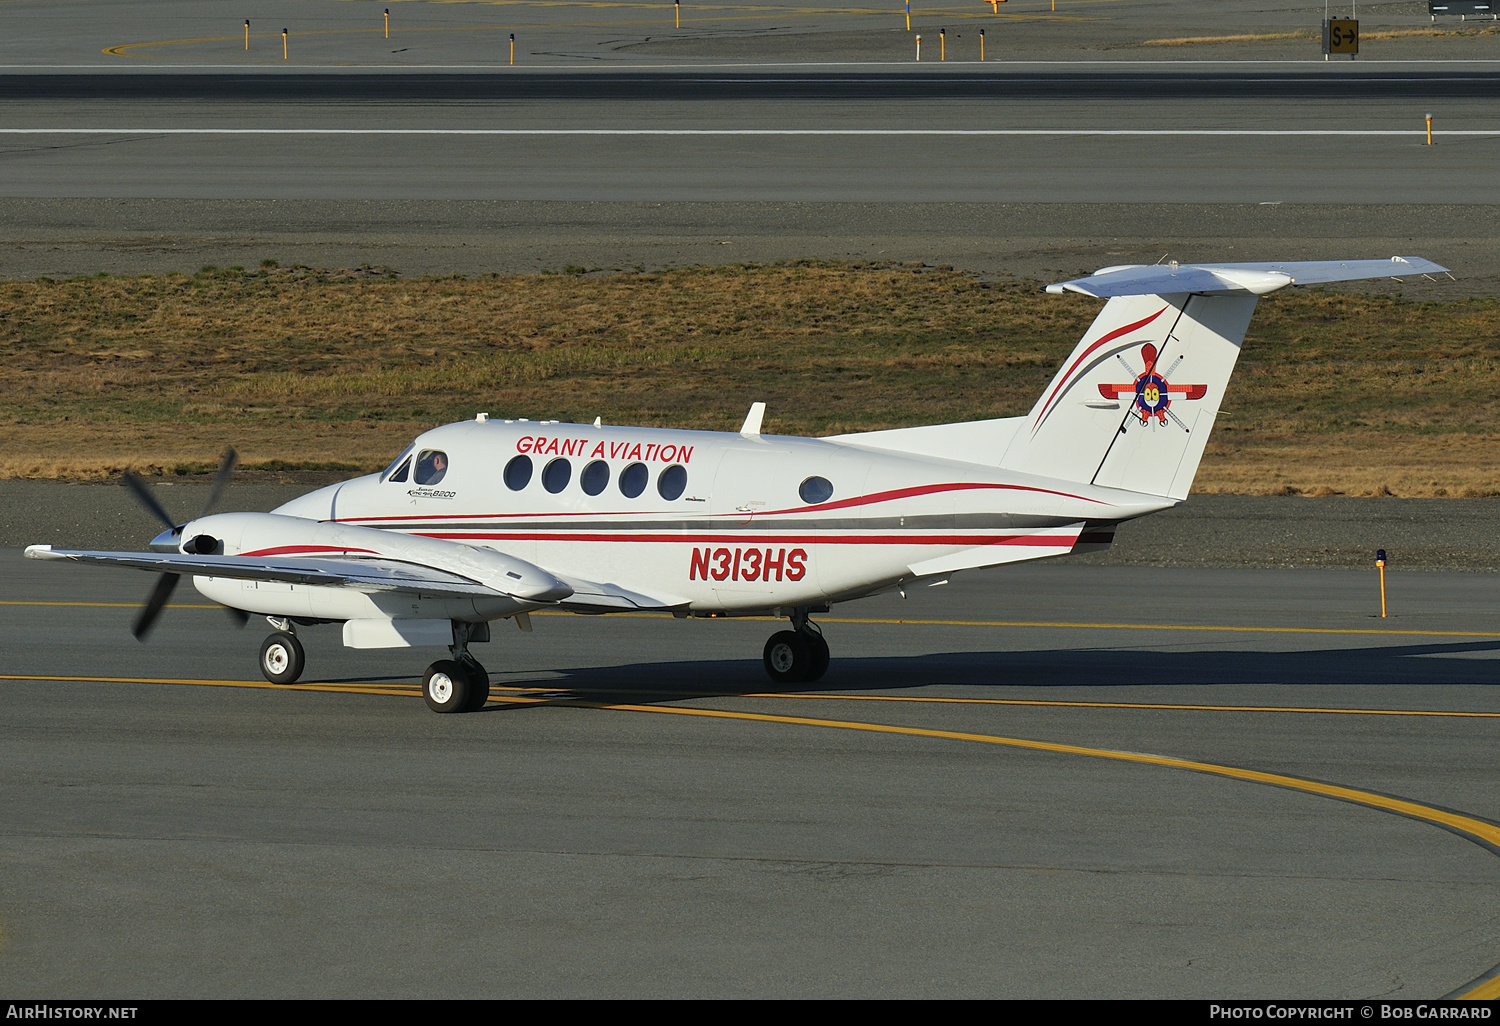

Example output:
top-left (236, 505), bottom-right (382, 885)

top-left (1046, 257), bottom-right (1450, 298)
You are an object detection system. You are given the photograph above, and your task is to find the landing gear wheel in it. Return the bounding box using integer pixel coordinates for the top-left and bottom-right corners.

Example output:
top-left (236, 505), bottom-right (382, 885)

top-left (806, 633), bottom-right (830, 682)
top-left (763, 630), bottom-right (812, 684)
top-left (259, 631), bottom-right (305, 685)
top-left (461, 660), bottom-right (490, 712)
top-left (423, 659), bottom-right (473, 714)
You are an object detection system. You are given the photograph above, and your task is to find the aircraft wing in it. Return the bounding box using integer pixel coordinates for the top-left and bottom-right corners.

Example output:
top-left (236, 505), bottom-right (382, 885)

top-left (23, 545), bottom-right (535, 601)
top-left (1046, 257), bottom-right (1451, 298)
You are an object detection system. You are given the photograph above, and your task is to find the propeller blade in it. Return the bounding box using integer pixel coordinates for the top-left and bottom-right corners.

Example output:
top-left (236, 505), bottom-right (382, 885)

top-left (200, 447), bottom-right (238, 518)
top-left (122, 470), bottom-right (177, 533)
top-left (223, 606), bottom-right (250, 628)
top-left (132, 573), bottom-right (180, 641)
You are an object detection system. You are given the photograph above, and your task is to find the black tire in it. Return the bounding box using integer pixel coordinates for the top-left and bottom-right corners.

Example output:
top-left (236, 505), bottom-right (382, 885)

top-left (423, 659), bottom-right (472, 714)
top-left (805, 632), bottom-right (830, 682)
top-left (461, 660), bottom-right (490, 712)
top-left (763, 630), bottom-right (811, 684)
top-left (259, 631), bottom-right (305, 685)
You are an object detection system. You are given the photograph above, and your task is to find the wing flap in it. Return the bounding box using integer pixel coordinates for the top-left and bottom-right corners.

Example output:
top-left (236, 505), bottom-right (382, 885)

top-left (552, 573), bottom-right (689, 613)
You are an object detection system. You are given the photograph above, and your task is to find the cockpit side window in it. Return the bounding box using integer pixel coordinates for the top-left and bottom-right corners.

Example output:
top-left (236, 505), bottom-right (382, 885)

top-left (414, 449), bottom-right (449, 486)
top-left (380, 444), bottom-right (414, 482)
top-left (388, 458), bottom-right (411, 483)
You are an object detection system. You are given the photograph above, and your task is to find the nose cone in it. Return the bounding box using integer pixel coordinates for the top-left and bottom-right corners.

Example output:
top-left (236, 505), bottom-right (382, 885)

top-left (149, 526), bottom-right (183, 553)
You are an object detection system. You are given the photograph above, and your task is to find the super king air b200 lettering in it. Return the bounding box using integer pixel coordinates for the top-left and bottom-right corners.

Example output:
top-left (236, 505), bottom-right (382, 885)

top-left (26, 258), bottom-right (1449, 713)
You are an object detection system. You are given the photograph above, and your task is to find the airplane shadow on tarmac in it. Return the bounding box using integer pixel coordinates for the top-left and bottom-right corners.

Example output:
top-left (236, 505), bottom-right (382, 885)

top-left (455, 638), bottom-right (1500, 710)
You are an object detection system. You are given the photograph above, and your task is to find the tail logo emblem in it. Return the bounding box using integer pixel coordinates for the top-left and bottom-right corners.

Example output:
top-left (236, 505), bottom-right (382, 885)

top-left (1098, 343), bottom-right (1207, 428)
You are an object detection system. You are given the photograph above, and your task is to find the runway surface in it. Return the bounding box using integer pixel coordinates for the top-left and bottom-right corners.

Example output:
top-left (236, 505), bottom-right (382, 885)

top-left (2, 2), bottom-right (1497, 285)
top-left (7, 70), bottom-right (1500, 101)
top-left (3, 549), bottom-right (1500, 998)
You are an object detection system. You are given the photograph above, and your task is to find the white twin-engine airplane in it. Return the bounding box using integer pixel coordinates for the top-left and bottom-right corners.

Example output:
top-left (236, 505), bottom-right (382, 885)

top-left (27, 258), bottom-right (1447, 713)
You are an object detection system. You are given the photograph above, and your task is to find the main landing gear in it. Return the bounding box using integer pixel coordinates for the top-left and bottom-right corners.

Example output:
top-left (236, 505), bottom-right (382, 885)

top-left (422, 622), bottom-right (491, 714)
top-left (762, 609), bottom-right (830, 684)
top-left (259, 620), bottom-right (306, 685)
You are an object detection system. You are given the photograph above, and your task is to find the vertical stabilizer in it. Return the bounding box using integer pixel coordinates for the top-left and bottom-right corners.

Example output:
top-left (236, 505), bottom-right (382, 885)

top-left (999, 292), bottom-right (1258, 499)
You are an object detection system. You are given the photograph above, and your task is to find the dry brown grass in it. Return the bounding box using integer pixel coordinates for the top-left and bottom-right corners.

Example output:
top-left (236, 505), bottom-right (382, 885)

top-left (0, 262), bottom-right (1497, 495)
top-left (1142, 32), bottom-right (1315, 46)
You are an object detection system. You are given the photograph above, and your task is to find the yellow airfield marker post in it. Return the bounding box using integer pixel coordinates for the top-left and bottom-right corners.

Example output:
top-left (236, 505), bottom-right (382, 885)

top-left (385, 9), bottom-right (390, 39)
top-left (906, 2), bottom-right (911, 31)
top-left (980, 28), bottom-right (985, 60)
top-left (510, 33), bottom-right (515, 65)
top-left (940, 28), bottom-right (945, 60)
top-left (1427, 112), bottom-right (1433, 145)
top-left (676, 0), bottom-right (681, 28)
top-left (244, 20), bottom-right (250, 50)
top-left (282, 28), bottom-right (288, 60)
top-left (1377, 549), bottom-right (1388, 618)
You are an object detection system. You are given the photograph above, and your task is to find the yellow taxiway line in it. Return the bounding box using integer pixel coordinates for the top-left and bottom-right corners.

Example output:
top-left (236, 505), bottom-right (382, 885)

top-left (585, 699), bottom-right (1500, 850)
top-left (8, 673), bottom-right (1500, 720)
top-left (10, 597), bottom-right (1499, 641)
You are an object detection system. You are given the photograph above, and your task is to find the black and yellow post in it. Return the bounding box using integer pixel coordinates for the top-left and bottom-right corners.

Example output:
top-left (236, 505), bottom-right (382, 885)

top-left (282, 28), bottom-right (288, 60)
top-left (509, 33), bottom-right (515, 65)
top-left (939, 28), bottom-right (945, 60)
top-left (244, 19), bottom-right (250, 51)
top-left (385, 9), bottom-right (390, 39)
top-left (1427, 112), bottom-right (1433, 145)
top-left (1376, 549), bottom-right (1388, 618)
top-left (676, 0), bottom-right (681, 28)
top-left (980, 28), bottom-right (985, 61)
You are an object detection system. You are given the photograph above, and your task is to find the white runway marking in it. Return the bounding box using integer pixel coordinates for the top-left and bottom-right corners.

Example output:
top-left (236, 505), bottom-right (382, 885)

top-left (1, 128), bottom-right (1497, 136)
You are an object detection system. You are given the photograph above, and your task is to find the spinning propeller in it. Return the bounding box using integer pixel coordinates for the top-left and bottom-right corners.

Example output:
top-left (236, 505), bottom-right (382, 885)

top-left (122, 448), bottom-right (247, 639)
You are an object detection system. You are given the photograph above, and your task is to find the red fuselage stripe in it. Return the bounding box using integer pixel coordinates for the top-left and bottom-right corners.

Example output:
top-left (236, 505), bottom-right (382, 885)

top-left (409, 532), bottom-right (1078, 546)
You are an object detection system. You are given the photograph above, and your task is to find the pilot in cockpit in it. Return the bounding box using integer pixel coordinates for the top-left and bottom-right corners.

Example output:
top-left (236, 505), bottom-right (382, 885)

top-left (414, 449), bottom-right (448, 486)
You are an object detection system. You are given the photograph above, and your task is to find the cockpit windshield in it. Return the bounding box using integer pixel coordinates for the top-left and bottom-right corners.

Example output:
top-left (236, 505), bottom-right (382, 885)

top-left (380, 444), bottom-right (414, 483)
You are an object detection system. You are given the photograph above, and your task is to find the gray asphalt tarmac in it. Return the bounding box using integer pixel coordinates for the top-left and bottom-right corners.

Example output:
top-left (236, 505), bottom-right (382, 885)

top-left (3, 552), bottom-right (1499, 998)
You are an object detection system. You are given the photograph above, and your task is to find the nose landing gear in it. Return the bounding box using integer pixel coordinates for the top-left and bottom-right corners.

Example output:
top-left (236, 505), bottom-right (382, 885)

top-left (762, 609), bottom-right (829, 684)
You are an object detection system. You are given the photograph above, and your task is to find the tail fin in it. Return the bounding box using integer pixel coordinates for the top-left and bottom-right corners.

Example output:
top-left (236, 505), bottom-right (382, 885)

top-left (998, 292), bottom-right (1256, 500)
top-left (998, 258), bottom-right (1450, 497)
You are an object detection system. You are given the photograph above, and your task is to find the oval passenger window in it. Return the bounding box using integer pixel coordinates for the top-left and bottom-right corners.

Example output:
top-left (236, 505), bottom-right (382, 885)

top-left (504, 455), bottom-right (533, 491)
top-left (542, 458), bottom-right (572, 494)
top-left (618, 462), bottom-right (649, 498)
top-left (657, 464), bottom-right (687, 501)
top-left (580, 460), bottom-right (609, 496)
top-left (799, 476), bottom-right (834, 504)
top-left (414, 450), bottom-right (449, 485)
